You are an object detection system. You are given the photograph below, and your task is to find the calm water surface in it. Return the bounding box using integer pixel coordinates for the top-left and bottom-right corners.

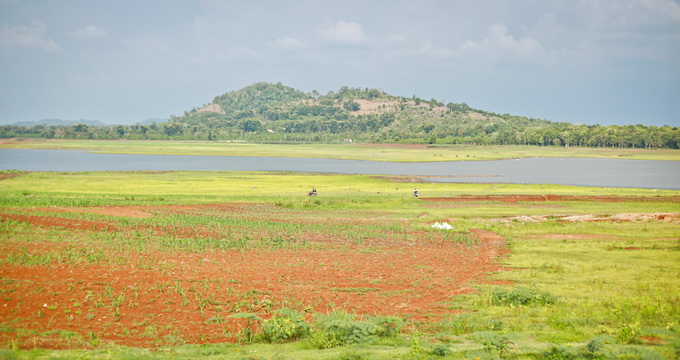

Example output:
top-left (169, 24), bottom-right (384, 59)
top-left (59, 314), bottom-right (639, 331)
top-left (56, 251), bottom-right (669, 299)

top-left (1, 149), bottom-right (678, 189)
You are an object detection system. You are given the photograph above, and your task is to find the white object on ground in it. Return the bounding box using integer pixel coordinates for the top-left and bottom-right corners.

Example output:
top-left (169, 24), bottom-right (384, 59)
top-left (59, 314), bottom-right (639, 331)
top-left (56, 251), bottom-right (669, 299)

top-left (432, 222), bottom-right (453, 230)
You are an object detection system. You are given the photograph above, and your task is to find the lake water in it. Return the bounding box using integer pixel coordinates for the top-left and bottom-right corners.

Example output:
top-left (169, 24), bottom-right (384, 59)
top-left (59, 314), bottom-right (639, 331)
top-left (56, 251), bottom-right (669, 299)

top-left (1, 149), bottom-right (678, 189)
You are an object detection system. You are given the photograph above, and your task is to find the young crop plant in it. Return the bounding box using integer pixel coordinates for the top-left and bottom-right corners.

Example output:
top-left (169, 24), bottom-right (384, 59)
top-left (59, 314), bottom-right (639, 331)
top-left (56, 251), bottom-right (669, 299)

top-left (204, 314), bottom-right (224, 325)
top-left (195, 295), bottom-right (210, 318)
top-left (111, 294), bottom-right (125, 322)
top-left (173, 282), bottom-right (189, 306)
top-left (228, 313), bottom-right (263, 344)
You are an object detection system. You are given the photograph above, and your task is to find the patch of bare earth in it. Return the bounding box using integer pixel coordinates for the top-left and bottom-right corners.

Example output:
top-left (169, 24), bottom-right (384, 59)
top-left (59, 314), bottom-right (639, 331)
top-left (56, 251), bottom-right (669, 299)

top-left (0, 204), bottom-right (509, 349)
top-left (33, 205), bottom-right (154, 218)
top-left (0, 138), bottom-right (33, 145)
top-left (526, 234), bottom-right (620, 240)
top-left (350, 99), bottom-right (400, 115)
top-left (0, 172), bottom-right (27, 181)
top-left (500, 213), bottom-right (679, 224)
top-left (196, 103), bottom-right (225, 114)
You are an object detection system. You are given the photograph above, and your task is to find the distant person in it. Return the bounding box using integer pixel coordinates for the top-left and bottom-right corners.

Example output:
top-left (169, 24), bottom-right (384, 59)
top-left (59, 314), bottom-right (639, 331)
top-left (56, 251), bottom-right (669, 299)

top-left (414, 188), bottom-right (418, 197)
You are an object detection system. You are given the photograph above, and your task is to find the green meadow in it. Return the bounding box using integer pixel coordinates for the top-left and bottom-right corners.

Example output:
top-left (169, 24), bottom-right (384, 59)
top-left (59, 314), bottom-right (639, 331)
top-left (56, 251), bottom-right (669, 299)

top-left (2, 139), bottom-right (679, 161)
top-left (1, 170), bottom-right (679, 359)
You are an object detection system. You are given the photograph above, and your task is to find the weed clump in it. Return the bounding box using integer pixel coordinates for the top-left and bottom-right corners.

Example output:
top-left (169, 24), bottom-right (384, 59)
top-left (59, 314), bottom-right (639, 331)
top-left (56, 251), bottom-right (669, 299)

top-left (260, 308), bottom-right (310, 343)
top-left (471, 331), bottom-right (511, 354)
top-left (491, 286), bottom-right (558, 306)
top-left (542, 344), bottom-right (581, 359)
top-left (307, 311), bottom-right (404, 349)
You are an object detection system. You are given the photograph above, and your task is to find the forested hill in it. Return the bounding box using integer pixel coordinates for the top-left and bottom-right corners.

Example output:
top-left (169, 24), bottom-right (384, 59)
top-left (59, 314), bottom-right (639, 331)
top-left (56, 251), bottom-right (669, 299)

top-left (1, 82), bottom-right (678, 148)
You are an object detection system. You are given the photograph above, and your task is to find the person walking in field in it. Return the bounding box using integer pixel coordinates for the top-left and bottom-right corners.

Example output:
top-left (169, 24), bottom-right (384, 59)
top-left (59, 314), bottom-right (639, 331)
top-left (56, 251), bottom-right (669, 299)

top-left (413, 188), bottom-right (418, 197)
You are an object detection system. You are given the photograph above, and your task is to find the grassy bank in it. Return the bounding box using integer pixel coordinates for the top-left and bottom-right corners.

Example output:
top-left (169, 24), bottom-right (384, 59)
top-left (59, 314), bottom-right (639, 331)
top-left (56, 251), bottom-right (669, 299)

top-left (0, 171), bottom-right (678, 359)
top-left (2, 139), bottom-right (679, 161)
top-left (1, 170), bottom-right (676, 208)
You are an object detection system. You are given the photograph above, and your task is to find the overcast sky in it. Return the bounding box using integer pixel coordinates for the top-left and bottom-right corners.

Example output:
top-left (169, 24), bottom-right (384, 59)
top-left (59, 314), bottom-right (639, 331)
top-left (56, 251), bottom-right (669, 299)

top-left (1, 0), bottom-right (679, 126)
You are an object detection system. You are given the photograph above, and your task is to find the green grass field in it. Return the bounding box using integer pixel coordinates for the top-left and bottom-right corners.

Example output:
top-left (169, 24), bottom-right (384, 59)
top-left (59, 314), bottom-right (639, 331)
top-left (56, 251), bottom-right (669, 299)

top-left (0, 170), bottom-right (679, 359)
top-left (2, 139), bottom-right (679, 161)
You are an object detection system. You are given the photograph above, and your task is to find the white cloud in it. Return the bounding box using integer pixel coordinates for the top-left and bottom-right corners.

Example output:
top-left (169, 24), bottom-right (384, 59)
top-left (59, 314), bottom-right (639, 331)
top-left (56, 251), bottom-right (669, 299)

top-left (459, 24), bottom-right (545, 60)
top-left (572, 0), bottom-right (680, 62)
top-left (651, 0), bottom-right (680, 21)
top-left (72, 25), bottom-right (107, 39)
top-left (0, 20), bottom-right (59, 51)
top-left (392, 40), bottom-right (457, 60)
top-left (318, 20), bottom-right (367, 44)
top-left (273, 36), bottom-right (307, 50)
top-left (576, 0), bottom-right (680, 28)
top-left (527, 13), bottom-right (575, 50)
top-left (190, 15), bottom-right (263, 63)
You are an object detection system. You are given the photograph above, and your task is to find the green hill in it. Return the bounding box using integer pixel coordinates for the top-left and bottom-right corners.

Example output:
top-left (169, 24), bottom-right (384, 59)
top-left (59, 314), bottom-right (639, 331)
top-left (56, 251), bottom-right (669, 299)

top-left (176, 82), bottom-right (557, 144)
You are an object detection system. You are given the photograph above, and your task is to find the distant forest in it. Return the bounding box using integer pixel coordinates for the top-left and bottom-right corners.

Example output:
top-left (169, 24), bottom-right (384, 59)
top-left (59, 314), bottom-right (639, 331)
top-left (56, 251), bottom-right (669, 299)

top-left (2, 82), bottom-right (678, 148)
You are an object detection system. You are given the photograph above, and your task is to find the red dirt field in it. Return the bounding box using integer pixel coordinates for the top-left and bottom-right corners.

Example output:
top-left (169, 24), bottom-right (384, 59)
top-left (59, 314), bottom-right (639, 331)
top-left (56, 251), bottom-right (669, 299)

top-left (0, 204), bottom-right (509, 349)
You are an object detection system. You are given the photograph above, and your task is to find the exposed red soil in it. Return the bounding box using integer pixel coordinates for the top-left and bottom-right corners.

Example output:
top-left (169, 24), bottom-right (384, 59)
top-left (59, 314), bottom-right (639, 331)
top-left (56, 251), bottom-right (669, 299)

top-left (0, 204), bottom-right (509, 349)
top-left (1, 213), bottom-right (117, 231)
top-left (503, 213), bottom-right (680, 224)
top-left (526, 234), bottom-right (618, 240)
top-left (421, 195), bottom-right (680, 204)
top-left (0, 138), bottom-right (33, 144)
top-left (640, 336), bottom-right (665, 345)
top-left (0, 172), bottom-right (27, 181)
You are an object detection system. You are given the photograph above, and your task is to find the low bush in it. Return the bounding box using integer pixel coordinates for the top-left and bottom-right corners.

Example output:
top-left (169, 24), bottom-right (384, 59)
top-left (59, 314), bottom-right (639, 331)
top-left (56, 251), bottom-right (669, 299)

top-left (471, 331), bottom-right (511, 354)
top-left (542, 344), bottom-right (581, 360)
top-left (307, 312), bottom-right (404, 349)
top-left (444, 312), bottom-right (503, 335)
top-left (260, 308), bottom-right (310, 343)
top-left (491, 286), bottom-right (558, 306)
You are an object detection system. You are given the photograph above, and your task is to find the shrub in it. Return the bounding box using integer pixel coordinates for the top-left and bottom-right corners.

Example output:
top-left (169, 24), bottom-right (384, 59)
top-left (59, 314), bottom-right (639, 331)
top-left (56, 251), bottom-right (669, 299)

top-left (542, 345), bottom-right (580, 359)
top-left (446, 313), bottom-right (503, 334)
top-left (430, 344), bottom-right (452, 357)
top-left (260, 308), bottom-right (310, 343)
top-left (307, 312), bottom-right (402, 349)
top-left (584, 335), bottom-right (615, 359)
top-left (369, 315), bottom-right (404, 338)
top-left (491, 286), bottom-right (558, 306)
top-left (472, 331), bottom-right (511, 354)
top-left (617, 322), bottom-right (640, 344)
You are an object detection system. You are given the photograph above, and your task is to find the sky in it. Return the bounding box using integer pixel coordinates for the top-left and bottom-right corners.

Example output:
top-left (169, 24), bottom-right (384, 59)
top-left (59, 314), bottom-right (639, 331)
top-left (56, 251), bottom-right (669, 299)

top-left (1, 0), bottom-right (679, 127)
